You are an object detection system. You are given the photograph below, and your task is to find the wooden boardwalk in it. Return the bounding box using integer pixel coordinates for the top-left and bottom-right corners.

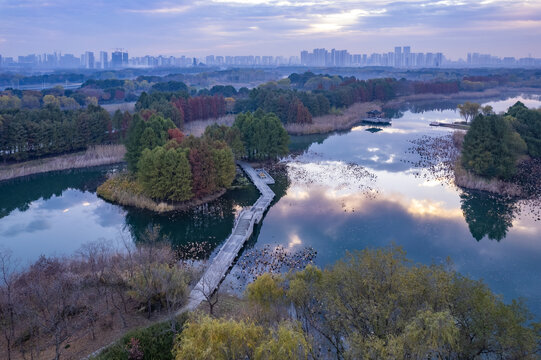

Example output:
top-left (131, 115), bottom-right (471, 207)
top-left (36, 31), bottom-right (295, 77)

top-left (180, 161), bottom-right (275, 312)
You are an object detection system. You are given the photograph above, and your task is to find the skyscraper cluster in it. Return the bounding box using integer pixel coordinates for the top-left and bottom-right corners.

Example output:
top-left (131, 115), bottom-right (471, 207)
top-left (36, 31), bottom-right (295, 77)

top-left (301, 46), bottom-right (444, 68)
top-left (0, 50), bottom-right (129, 69)
top-left (1, 47), bottom-right (541, 70)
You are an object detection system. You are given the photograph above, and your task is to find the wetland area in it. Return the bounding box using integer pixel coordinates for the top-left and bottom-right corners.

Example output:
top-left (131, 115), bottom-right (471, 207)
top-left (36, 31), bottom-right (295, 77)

top-left (1, 94), bottom-right (540, 318)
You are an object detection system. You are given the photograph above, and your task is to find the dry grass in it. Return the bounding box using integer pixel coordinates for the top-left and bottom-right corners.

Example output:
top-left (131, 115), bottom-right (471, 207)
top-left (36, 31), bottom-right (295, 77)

top-left (183, 114), bottom-right (236, 137)
top-left (97, 173), bottom-right (227, 213)
top-left (0, 144), bottom-right (126, 181)
top-left (454, 159), bottom-right (524, 197)
top-left (285, 102), bottom-right (382, 135)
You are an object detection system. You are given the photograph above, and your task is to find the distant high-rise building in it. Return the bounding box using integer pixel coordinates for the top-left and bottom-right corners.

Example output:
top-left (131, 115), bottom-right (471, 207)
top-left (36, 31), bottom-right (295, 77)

top-left (85, 51), bottom-right (95, 69)
top-left (100, 51), bottom-right (108, 69)
top-left (122, 52), bottom-right (128, 66)
top-left (403, 46), bottom-right (411, 67)
top-left (300, 51), bottom-right (309, 65)
top-left (394, 46), bottom-right (402, 67)
top-left (111, 51), bottom-right (123, 68)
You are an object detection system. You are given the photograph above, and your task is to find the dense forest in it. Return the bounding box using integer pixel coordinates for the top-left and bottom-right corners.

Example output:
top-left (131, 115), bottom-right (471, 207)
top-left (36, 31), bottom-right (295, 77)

top-left (0, 105), bottom-right (112, 161)
top-left (461, 101), bottom-right (541, 179)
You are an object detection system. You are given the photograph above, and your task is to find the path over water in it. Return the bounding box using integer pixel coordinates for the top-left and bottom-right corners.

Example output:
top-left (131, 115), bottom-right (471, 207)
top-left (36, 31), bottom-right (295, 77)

top-left (181, 161), bottom-right (275, 312)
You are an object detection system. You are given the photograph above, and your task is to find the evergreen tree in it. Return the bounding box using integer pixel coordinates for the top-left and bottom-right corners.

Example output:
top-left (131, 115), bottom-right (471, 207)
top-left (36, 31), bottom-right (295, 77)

top-left (203, 124), bottom-right (245, 159)
top-left (461, 114), bottom-right (527, 179)
top-left (124, 114), bottom-right (175, 172)
top-left (212, 143), bottom-right (236, 189)
top-left (168, 148), bottom-right (193, 202)
top-left (507, 101), bottom-right (541, 158)
top-left (233, 111), bottom-right (289, 160)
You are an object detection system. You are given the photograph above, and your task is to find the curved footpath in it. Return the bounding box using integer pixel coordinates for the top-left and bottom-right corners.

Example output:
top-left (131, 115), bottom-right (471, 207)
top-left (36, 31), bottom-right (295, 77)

top-left (180, 161), bottom-right (276, 313)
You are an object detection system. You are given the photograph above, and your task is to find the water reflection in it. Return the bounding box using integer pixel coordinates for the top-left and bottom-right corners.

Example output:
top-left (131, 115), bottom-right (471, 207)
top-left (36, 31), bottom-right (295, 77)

top-left (123, 185), bottom-right (259, 257)
top-left (236, 95), bottom-right (541, 318)
top-left (0, 166), bottom-right (116, 219)
top-left (460, 190), bottom-right (517, 241)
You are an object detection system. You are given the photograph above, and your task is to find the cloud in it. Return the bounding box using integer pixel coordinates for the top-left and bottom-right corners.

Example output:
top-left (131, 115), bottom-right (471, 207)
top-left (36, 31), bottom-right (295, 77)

top-left (0, 0), bottom-right (540, 57)
top-left (1, 219), bottom-right (50, 237)
top-left (125, 5), bottom-right (192, 14)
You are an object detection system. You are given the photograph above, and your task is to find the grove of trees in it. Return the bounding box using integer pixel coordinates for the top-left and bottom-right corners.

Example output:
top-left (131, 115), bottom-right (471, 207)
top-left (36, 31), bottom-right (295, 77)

top-left (136, 90), bottom-right (227, 128)
top-left (460, 101), bottom-right (540, 180)
top-left (233, 110), bottom-right (289, 160)
top-left (171, 246), bottom-right (540, 360)
top-left (121, 113), bottom-right (236, 203)
top-left (0, 104), bottom-right (113, 161)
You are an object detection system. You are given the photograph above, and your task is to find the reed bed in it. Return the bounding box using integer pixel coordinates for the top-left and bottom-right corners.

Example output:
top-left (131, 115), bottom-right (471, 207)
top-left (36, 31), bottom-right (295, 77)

top-left (286, 102), bottom-right (381, 135)
top-left (454, 160), bottom-right (524, 197)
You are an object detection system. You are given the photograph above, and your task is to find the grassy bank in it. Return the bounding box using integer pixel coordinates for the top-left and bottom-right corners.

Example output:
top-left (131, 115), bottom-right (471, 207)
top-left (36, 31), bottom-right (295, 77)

top-left (454, 159), bottom-right (524, 197)
top-left (285, 102), bottom-right (382, 135)
top-left (97, 173), bottom-right (226, 212)
top-left (0, 144), bottom-right (126, 181)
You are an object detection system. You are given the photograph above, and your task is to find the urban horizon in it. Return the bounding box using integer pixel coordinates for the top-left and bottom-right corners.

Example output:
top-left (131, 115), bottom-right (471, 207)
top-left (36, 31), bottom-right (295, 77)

top-left (2, 46), bottom-right (541, 71)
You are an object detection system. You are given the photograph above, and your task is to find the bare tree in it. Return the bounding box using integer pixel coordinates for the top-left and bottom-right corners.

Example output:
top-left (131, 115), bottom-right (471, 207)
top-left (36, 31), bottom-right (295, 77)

top-left (78, 241), bottom-right (112, 339)
top-left (19, 257), bottom-right (84, 360)
top-left (0, 248), bottom-right (19, 360)
top-left (196, 275), bottom-right (220, 316)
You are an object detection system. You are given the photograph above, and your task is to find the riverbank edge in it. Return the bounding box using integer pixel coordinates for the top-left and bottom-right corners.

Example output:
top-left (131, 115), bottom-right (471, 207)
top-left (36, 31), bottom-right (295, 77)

top-left (0, 144), bottom-right (126, 182)
top-left (453, 158), bottom-right (525, 197)
top-left (97, 173), bottom-right (228, 213)
top-left (287, 86), bottom-right (539, 136)
top-left (386, 86), bottom-right (541, 107)
top-left (448, 131), bottom-right (526, 197)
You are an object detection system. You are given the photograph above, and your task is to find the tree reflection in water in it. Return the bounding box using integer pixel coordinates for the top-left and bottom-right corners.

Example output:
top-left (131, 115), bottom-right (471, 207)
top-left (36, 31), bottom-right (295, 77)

top-left (460, 190), bottom-right (518, 241)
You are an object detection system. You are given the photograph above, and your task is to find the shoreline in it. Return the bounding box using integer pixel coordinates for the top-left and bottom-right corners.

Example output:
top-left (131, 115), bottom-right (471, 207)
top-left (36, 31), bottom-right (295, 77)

top-left (453, 159), bottom-right (525, 198)
top-left (0, 144), bottom-right (126, 182)
top-left (285, 86), bottom-right (539, 136)
top-left (285, 102), bottom-right (382, 135)
top-left (97, 174), bottom-right (228, 213)
top-left (387, 86), bottom-right (541, 108)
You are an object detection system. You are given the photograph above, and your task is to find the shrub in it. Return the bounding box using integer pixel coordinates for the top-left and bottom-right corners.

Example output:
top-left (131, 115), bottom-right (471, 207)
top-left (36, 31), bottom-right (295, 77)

top-left (93, 313), bottom-right (188, 360)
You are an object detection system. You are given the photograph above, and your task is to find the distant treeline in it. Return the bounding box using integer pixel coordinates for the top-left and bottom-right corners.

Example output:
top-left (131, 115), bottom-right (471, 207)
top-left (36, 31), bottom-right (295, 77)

top-left (0, 105), bottom-right (122, 161)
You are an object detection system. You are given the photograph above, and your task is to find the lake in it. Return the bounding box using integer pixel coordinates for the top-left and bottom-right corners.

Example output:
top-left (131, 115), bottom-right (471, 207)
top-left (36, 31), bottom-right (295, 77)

top-left (1, 94), bottom-right (540, 317)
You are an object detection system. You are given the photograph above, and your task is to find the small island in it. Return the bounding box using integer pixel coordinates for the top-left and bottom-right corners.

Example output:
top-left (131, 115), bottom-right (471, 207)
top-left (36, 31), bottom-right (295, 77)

top-left (453, 101), bottom-right (541, 198)
top-left (97, 110), bottom-right (289, 212)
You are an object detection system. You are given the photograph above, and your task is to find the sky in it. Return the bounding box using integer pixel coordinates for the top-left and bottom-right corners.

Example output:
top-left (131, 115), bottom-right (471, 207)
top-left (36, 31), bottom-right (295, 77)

top-left (1, 0), bottom-right (540, 59)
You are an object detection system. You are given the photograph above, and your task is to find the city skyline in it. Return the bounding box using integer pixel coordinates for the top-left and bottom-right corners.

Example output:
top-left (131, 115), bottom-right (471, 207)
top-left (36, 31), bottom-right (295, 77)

top-left (1, 1), bottom-right (540, 59)
top-left (2, 45), bottom-right (540, 70)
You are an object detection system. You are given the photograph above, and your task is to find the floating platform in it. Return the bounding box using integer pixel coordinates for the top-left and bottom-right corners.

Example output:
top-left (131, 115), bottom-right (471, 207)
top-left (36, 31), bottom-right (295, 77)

top-left (254, 168), bottom-right (275, 184)
top-left (430, 122), bottom-right (469, 130)
top-left (361, 117), bottom-right (392, 125)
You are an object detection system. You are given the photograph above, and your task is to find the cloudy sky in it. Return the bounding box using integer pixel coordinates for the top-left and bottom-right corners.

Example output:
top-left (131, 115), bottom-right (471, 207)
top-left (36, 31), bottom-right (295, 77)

top-left (1, 0), bottom-right (540, 59)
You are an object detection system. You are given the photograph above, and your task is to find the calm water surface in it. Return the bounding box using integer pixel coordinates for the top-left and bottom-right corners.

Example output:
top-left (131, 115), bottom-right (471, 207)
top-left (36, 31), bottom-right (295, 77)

top-left (0, 94), bottom-right (540, 316)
